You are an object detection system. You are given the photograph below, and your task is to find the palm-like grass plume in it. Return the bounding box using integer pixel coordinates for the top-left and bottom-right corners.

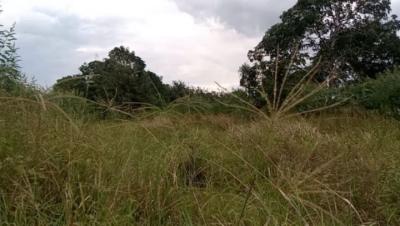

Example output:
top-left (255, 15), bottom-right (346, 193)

top-left (221, 45), bottom-right (348, 121)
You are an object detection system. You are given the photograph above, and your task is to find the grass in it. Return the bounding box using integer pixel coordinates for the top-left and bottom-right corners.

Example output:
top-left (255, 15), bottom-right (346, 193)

top-left (1, 96), bottom-right (400, 225)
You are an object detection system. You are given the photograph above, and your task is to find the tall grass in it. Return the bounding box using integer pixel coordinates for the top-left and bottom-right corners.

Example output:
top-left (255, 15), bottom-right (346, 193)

top-left (1, 93), bottom-right (400, 225)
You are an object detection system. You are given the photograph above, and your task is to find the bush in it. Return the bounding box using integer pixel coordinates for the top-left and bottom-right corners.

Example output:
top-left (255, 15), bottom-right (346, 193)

top-left (294, 69), bottom-right (400, 119)
top-left (351, 69), bottom-right (400, 119)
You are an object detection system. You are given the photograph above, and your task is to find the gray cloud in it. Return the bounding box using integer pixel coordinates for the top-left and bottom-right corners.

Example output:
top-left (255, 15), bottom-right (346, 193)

top-left (174, 0), bottom-right (400, 36)
top-left (14, 10), bottom-right (129, 86)
top-left (3, 0), bottom-right (400, 89)
top-left (173, 0), bottom-right (296, 36)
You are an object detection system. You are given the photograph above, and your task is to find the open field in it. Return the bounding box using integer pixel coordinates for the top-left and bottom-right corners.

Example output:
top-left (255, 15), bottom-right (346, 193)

top-left (1, 99), bottom-right (400, 225)
top-left (2, 0), bottom-right (400, 225)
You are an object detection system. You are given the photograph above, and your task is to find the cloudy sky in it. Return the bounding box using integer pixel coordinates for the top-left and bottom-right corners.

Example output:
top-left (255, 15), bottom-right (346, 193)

top-left (1, 0), bottom-right (400, 89)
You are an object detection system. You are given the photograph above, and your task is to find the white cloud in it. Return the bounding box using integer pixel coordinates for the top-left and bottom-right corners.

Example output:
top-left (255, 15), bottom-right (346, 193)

top-left (0, 0), bottom-right (258, 89)
top-left (2, 0), bottom-right (399, 89)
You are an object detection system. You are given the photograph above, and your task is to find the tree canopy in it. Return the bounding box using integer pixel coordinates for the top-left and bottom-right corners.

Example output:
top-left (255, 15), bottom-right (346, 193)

top-left (241, 0), bottom-right (400, 101)
top-left (54, 46), bottom-right (168, 107)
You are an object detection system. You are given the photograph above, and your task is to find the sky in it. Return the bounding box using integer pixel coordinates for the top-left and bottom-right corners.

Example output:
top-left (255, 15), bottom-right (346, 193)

top-left (1, 0), bottom-right (400, 89)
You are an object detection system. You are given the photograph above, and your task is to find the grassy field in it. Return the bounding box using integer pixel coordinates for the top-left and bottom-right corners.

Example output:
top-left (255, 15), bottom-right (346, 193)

top-left (1, 97), bottom-right (400, 225)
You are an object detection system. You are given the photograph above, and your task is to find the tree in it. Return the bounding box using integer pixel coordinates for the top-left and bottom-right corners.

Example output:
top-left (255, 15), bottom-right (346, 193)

top-left (0, 7), bottom-right (21, 91)
top-left (164, 81), bottom-right (191, 101)
top-left (241, 0), bottom-right (400, 101)
top-left (54, 46), bottom-right (167, 107)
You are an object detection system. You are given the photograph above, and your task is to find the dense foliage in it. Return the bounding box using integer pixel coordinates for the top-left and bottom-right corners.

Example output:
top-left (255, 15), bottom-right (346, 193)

top-left (0, 10), bottom-right (21, 92)
top-left (351, 68), bottom-right (400, 118)
top-left (54, 46), bottom-right (169, 107)
top-left (241, 0), bottom-right (400, 102)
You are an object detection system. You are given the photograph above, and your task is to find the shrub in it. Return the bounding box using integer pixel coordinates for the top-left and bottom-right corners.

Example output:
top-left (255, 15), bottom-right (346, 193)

top-left (351, 69), bottom-right (400, 119)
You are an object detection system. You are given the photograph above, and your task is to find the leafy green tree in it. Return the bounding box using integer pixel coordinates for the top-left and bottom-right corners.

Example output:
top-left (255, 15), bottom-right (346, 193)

top-left (0, 8), bottom-right (21, 91)
top-left (165, 81), bottom-right (191, 101)
top-left (241, 0), bottom-right (400, 101)
top-left (54, 46), bottom-right (167, 107)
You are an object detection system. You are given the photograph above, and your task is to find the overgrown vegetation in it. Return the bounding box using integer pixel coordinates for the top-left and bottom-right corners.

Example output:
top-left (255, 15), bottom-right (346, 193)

top-left (1, 97), bottom-right (400, 225)
top-left (2, 0), bottom-right (400, 225)
top-left (351, 68), bottom-right (400, 119)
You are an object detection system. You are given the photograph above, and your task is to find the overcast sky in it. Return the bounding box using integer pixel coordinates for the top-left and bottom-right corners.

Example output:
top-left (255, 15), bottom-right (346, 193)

top-left (1, 0), bottom-right (400, 89)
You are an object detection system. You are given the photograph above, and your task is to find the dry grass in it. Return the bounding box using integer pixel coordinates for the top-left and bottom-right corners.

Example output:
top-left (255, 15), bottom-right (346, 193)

top-left (0, 96), bottom-right (400, 225)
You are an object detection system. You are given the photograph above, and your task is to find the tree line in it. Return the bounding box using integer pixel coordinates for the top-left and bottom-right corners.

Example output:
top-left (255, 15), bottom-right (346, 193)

top-left (2, 0), bottom-right (400, 117)
top-left (53, 46), bottom-right (204, 108)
